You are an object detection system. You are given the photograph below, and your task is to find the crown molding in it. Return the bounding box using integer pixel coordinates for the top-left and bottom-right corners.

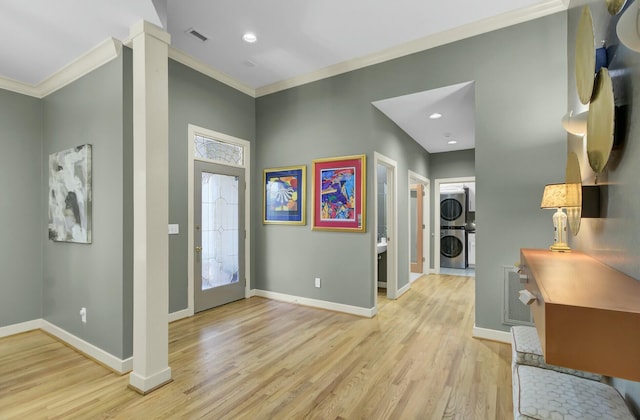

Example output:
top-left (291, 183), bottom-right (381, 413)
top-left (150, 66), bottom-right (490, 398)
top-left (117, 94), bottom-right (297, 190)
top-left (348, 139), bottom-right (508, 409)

top-left (0, 37), bottom-right (122, 99)
top-left (168, 47), bottom-right (256, 97)
top-left (255, 0), bottom-right (568, 97)
top-left (0, 76), bottom-right (39, 98)
top-left (1, 2), bottom-right (566, 100)
top-left (38, 38), bottom-right (122, 98)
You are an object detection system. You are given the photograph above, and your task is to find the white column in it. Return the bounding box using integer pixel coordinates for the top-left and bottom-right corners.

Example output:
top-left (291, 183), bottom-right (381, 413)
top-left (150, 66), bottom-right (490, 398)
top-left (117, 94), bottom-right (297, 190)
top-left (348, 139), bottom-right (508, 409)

top-left (128, 20), bottom-right (172, 394)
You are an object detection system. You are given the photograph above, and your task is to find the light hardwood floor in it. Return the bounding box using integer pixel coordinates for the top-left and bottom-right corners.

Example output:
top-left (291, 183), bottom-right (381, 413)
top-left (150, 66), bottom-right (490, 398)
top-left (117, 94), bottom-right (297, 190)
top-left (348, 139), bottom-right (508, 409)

top-left (0, 274), bottom-right (512, 419)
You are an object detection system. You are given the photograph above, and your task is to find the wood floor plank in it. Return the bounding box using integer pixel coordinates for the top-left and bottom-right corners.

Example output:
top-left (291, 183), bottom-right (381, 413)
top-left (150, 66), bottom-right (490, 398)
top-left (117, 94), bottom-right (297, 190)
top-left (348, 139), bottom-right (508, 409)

top-left (0, 274), bottom-right (512, 419)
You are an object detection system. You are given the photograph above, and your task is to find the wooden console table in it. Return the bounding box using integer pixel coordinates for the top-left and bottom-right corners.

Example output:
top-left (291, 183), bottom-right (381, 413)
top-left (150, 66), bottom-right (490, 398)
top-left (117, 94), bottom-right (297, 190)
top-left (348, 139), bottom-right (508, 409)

top-left (520, 248), bottom-right (640, 381)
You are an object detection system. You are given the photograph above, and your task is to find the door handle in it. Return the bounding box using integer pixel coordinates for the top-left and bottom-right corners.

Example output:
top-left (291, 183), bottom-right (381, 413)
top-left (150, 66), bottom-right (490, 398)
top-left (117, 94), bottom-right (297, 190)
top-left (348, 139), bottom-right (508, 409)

top-left (195, 246), bottom-right (202, 253)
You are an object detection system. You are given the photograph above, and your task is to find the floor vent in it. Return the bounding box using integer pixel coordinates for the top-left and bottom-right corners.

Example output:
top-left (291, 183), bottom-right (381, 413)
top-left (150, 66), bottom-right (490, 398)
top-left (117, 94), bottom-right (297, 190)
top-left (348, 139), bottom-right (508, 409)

top-left (503, 265), bottom-right (533, 326)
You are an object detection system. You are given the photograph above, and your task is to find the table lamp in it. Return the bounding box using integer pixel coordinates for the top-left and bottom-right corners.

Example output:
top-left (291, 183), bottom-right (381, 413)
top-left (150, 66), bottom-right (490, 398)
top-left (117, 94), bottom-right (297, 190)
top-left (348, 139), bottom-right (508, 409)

top-left (540, 183), bottom-right (580, 252)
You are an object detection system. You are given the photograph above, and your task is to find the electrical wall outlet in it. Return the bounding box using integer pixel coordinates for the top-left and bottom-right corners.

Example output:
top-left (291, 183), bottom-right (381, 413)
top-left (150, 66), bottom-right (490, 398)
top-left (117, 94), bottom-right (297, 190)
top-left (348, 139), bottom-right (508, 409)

top-left (315, 277), bottom-right (321, 288)
top-left (80, 307), bottom-right (87, 324)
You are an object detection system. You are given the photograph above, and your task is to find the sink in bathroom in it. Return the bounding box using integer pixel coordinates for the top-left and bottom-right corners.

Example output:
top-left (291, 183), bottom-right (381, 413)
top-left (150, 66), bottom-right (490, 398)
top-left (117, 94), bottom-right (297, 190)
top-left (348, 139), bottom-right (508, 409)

top-left (377, 242), bottom-right (387, 254)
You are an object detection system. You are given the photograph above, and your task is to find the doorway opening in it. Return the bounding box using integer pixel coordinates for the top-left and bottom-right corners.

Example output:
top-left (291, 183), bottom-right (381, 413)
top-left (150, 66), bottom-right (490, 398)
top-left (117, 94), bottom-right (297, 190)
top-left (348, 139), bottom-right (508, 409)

top-left (186, 124), bottom-right (251, 318)
top-left (434, 177), bottom-right (475, 277)
top-left (374, 153), bottom-right (398, 312)
top-left (409, 171), bottom-right (430, 283)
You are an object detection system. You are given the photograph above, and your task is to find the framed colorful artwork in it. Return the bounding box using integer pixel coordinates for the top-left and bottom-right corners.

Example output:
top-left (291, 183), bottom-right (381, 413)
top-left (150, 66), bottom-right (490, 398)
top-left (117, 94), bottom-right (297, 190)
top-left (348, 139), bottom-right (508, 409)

top-left (263, 165), bottom-right (306, 225)
top-left (312, 154), bottom-right (366, 232)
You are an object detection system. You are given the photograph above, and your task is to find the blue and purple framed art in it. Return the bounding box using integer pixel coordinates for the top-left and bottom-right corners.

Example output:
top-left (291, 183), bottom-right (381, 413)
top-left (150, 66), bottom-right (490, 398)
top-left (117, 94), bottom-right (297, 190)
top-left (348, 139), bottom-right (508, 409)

top-left (312, 155), bottom-right (366, 232)
top-left (263, 165), bottom-right (306, 225)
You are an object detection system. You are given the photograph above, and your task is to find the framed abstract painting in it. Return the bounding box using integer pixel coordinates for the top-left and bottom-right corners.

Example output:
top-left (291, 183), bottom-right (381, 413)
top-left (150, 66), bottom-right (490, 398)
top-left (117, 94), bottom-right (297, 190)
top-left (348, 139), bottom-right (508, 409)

top-left (48, 144), bottom-right (92, 243)
top-left (263, 165), bottom-right (306, 225)
top-left (312, 154), bottom-right (366, 232)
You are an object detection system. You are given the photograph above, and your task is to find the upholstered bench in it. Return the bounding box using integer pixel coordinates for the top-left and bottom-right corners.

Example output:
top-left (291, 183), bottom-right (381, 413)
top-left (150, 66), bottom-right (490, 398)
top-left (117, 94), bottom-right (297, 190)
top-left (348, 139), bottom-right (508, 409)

top-left (511, 325), bottom-right (601, 381)
top-left (512, 364), bottom-right (633, 420)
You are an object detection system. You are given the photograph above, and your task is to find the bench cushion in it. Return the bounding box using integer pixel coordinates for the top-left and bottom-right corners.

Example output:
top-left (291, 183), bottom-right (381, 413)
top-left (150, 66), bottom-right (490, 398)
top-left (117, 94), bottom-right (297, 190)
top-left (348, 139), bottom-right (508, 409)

top-left (511, 326), bottom-right (602, 381)
top-left (513, 365), bottom-right (633, 420)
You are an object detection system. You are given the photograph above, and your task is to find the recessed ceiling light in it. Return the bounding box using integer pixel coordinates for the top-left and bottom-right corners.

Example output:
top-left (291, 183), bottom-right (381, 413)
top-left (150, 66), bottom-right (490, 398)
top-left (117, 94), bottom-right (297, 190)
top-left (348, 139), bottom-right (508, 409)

top-left (243, 32), bottom-right (257, 43)
top-left (429, 112), bottom-right (442, 119)
top-left (447, 140), bottom-right (457, 145)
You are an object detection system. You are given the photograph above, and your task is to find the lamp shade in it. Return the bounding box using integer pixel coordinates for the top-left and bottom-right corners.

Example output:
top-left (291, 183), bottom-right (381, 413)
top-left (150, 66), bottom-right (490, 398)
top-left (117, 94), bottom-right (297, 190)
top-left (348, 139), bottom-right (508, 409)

top-left (541, 183), bottom-right (581, 209)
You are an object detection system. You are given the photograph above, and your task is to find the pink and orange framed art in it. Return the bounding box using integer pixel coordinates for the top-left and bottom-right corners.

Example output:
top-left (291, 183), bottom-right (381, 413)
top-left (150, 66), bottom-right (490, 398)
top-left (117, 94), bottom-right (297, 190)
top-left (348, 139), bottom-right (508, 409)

top-left (311, 154), bottom-right (366, 232)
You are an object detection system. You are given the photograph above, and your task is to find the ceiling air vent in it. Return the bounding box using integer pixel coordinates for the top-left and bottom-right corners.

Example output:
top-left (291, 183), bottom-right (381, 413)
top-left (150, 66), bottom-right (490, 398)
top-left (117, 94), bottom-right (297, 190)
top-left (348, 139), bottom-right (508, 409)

top-left (185, 27), bottom-right (208, 42)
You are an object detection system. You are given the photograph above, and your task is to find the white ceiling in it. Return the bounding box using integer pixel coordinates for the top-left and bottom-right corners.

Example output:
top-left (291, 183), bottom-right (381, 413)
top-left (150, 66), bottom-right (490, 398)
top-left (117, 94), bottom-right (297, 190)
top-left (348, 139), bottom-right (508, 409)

top-left (0, 0), bottom-right (566, 153)
top-left (372, 82), bottom-right (476, 154)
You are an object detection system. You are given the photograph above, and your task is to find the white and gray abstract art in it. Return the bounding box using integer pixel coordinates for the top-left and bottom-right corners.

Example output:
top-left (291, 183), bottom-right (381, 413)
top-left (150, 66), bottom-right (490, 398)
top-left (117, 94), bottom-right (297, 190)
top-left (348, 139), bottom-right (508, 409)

top-left (48, 144), bottom-right (92, 243)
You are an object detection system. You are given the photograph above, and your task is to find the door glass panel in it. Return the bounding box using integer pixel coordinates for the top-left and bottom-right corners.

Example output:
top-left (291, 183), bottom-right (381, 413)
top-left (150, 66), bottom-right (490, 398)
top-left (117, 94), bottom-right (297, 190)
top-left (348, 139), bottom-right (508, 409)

top-left (194, 135), bottom-right (243, 165)
top-left (201, 172), bottom-right (239, 290)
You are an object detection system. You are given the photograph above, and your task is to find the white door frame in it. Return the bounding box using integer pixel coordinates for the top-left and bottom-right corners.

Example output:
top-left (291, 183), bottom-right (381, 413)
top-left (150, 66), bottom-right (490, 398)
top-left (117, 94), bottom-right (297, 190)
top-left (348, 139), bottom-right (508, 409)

top-left (374, 152), bottom-right (398, 308)
top-left (434, 176), bottom-right (475, 273)
top-left (180, 124), bottom-right (251, 320)
top-left (408, 171), bottom-right (430, 281)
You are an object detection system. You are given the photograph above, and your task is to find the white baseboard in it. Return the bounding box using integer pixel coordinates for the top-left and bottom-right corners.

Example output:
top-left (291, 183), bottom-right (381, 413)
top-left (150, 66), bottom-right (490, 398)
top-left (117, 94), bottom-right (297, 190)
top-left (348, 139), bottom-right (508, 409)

top-left (377, 281), bottom-right (387, 288)
top-left (252, 289), bottom-right (376, 318)
top-left (168, 308), bottom-right (192, 323)
top-left (41, 320), bottom-right (133, 374)
top-left (129, 367), bottom-right (172, 394)
top-left (396, 282), bottom-right (411, 298)
top-left (0, 319), bottom-right (42, 338)
top-left (472, 325), bottom-right (511, 344)
top-left (246, 289), bottom-right (257, 298)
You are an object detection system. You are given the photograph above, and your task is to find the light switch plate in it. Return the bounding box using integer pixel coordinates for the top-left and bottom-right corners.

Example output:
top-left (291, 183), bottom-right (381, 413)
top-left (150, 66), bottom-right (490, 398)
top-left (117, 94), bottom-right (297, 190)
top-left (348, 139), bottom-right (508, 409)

top-left (168, 224), bottom-right (179, 235)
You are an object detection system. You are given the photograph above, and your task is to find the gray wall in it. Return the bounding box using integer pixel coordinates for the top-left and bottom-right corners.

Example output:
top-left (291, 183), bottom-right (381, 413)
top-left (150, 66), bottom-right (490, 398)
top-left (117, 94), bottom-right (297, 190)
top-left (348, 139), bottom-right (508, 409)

top-left (0, 90), bottom-right (43, 326)
top-left (429, 149), bottom-right (475, 268)
top-left (42, 54), bottom-right (131, 359)
top-left (256, 12), bottom-right (567, 317)
top-left (473, 14), bottom-right (567, 330)
top-left (168, 59), bottom-right (255, 313)
top-left (256, 73), bottom-right (430, 308)
top-left (567, 0), bottom-right (640, 414)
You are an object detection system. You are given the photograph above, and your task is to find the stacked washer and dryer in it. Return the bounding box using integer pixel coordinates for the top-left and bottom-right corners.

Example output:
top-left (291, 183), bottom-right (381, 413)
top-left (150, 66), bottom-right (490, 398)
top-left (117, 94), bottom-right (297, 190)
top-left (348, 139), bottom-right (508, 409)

top-left (440, 190), bottom-right (468, 269)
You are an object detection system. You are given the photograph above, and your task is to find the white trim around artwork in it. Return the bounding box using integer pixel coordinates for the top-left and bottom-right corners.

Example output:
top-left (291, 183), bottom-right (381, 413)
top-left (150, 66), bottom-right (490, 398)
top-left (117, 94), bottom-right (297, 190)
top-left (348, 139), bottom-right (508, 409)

top-left (252, 289), bottom-right (376, 318)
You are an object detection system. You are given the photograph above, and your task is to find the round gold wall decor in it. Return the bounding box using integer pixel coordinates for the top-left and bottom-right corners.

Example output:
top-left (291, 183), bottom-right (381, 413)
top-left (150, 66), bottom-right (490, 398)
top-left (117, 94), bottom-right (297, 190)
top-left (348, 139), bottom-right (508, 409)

top-left (606, 0), bottom-right (627, 15)
top-left (565, 152), bottom-right (582, 236)
top-left (576, 6), bottom-right (596, 105)
top-left (587, 68), bottom-right (615, 173)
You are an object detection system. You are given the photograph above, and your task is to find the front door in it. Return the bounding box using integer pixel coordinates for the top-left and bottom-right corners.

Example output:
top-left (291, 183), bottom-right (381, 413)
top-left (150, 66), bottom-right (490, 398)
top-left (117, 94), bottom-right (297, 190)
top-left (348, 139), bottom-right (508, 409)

top-left (194, 160), bottom-right (245, 312)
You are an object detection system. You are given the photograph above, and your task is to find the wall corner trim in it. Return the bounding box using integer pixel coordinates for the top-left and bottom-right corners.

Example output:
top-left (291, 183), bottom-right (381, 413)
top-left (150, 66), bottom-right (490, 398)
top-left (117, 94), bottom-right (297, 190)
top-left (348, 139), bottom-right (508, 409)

top-left (472, 325), bottom-right (511, 344)
top-left (252, 289), bottom-right (376, 318)
top-left (41, 320), bottom-right (133, 374)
